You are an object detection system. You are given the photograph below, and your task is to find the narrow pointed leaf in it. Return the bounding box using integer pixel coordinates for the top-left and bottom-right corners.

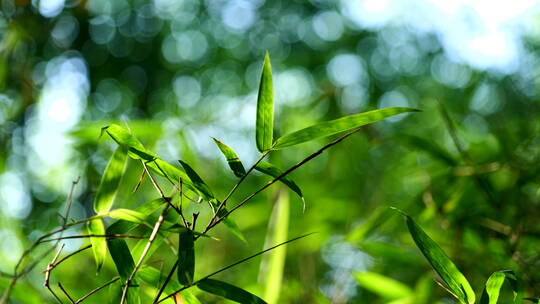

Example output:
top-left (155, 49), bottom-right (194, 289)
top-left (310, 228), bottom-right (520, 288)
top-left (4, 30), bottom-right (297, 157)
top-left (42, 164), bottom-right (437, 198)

top-left (397, 210), bottom-right (475, 304)
top-left (255, 162), bottom-right (303, 202)
top-left (94, 146), bottom-right (128, 214)
top-left (255, 52), bottom-right (274, 152)
top-left (479, 270), bottom-right (522, 304)
top-left (178, 160), bottom-right (214, 200)
top-left (213, 138), bottom-right (246, 177)
top-left (177, 228), bottom-right (195, 285)
top-left (354, 271), bottom-right (412, 300)
top-left (87, 219), bottom-right (107, 272)
top-left (109, 209), bottom-right (148, 224)
top-left (103, 124), bottom-right (197, 194)
top-left (273, 107), bottom-right (420, 149)
top-left (197, 279), bottom-right (267, 304)
top-left (214, 204), bottom-right (247, 243)
top-left (260, 190), bottom-right (289, 304)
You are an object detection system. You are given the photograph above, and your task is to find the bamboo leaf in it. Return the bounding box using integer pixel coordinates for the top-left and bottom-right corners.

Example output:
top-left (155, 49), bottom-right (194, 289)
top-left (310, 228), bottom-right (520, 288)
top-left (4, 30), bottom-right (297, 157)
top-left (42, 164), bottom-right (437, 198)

top-left (178, 160), bottom-right (214, 200)
top-left (102, 124), bottom-right (197, 194)
top-left (177, 228), bottom-right (195, 285)
top-left (479, 270), bottom-right (522, 304)
top-left (354, 271), bottom-right (412, 300)
top-left (108, 209), bottom-right (148, 224)
top-left (260, 190), bottom-right (289, 304)
top-left (213, 138), bottom-right (246, 178)
top-left (94, 146), bottom-right (128, 214)
top-left (197, 279), bottom-right (267, 304)
top-left (215, 204), bottom-right (247, 243)
top-left (87, 219), bottom-right (107, 272)
top-left (255, 162), bottom-right (304, 207)
top-left (255, 52), bottom-right (274, 152)
top-left (395, 209), bottom-right (475, 304)
top-left (273, 107), bottom-right (420, 149)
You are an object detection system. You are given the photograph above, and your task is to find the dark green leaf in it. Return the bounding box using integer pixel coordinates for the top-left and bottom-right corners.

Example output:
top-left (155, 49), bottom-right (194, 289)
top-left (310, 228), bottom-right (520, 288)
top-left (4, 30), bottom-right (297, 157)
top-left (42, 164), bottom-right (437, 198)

top-left (213, 138), bottom-right (246, 177)
top-left (177, 228), bottom-right (195, 285)
top-left (255, 52), bottom-right (274, 152)
top-left (197, 279), bottom-right (267, 304)
top-left (479, 270), bottom-right (523, 304)
top-left (273, 107), bottom-right (420, 149)
top-left (87, 219), bottom-right (107, 272)
top-left (396, 209), bottom-right (475, 304)
top-left (255, 162), bottom-right (304, 207)
top-left (94, 146), bottom-right (128, 214)
top-left (178, 160), bottom-right (214, 200)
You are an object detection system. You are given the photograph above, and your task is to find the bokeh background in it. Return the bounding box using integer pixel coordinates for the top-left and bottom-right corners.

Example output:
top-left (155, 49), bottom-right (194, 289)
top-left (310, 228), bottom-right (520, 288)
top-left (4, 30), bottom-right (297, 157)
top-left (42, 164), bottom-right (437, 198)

top-left (1, 0), bottom-right (540, 303)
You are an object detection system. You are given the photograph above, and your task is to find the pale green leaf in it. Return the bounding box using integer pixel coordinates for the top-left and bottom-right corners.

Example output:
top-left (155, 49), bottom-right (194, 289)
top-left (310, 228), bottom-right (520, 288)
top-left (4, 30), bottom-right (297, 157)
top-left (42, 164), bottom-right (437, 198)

top-left (138, 265), bottom-right (201, 304)
top-left (354, 271), bottom-right (412, 300)
top-left (94, 146), bottom-right (128, 214)
top-left (260, 190), bottom-right (289, 304)
top-left (479, 270), bottom-right (522, 304)
top-left (255, 52), bottom-right (274, 152)
top-left (108, 209), bottom-right (148, 224)
top-left (87, 219), bottom-right (107, 272)
top-left (273, 107), bottom-right (420, 149)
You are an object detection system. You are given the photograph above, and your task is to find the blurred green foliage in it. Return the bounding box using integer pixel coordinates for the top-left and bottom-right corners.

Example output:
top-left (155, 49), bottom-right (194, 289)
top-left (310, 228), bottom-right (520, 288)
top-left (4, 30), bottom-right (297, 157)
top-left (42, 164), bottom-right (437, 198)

top-left (0, 0), bottom-right (539, 303)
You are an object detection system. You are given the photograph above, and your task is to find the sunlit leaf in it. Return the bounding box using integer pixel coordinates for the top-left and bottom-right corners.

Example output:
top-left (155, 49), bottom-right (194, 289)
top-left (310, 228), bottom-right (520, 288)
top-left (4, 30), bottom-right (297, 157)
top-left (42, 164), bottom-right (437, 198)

top-left (177, 228), bottom-right (195, 285)
top-left (103, 124), bottom-right (197, 194)
top-left (479, 270), bottom-right (523, 304)
top-left (255, 52), bottom-right (274, 152)
top-left (94, 146), bottom-right (128, 214)
top-left (109, 209), bottom-right (148, 225)
top-left (273, 107), bottom-right (420, 149)
top-left (197, 279), bottom-right (267, 304)
top-left (354, 271), bottom-right (412, 300)
top-left (255, 161), bottom-right (304, 209)
top-left (213, 138), bottom-right (246, 178)
top-left (87, 219), bottom-right (107, 272)
top-left (70, 120), bottom-right (163, 142)
top-left (260, 190), bottom-right (289, 304)
top-left (395, 209), bottom-right (475, 304)
top-left (178, 160), bottom-right (214, 200)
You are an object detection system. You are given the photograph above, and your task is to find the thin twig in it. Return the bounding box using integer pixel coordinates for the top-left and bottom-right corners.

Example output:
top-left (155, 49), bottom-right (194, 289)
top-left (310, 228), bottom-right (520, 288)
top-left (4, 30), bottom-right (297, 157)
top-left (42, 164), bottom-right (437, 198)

top-left (205, 130), bottom-right (360, 233)
top-left (156, 233), bottom-right (316, 303)
top-left (40, 234), bottom-right (145, 243)
top-left (75, 277), bottom-right (119, 304)
top-left (152, 260), bottom-right (179, 303)
top-left (44, 244), bottom-right (65, 304)
top-left (120, 162), bottom-right (172, 304)
top-left (58, 282), bottom-right (75, 304)
top-left (208, 151), bottom-right (269, 228)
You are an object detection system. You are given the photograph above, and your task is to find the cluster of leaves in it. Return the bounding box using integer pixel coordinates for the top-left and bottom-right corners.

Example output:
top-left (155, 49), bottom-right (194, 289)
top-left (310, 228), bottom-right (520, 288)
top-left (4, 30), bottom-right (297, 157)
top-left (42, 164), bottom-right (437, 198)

top-left (1, 54), bottom-right (417, 303)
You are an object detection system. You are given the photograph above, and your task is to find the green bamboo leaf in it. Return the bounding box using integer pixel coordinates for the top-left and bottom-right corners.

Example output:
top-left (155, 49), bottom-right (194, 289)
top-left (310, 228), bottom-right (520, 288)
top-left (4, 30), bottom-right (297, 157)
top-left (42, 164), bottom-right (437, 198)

top-left (255, 52), bottom-right (274, 152)
top-left (354, 271), bottom-right (412, 300)
top-left (177, 228), bottom-right (195, 285)
top-left (260, 190), bottom-right (289, 304)
top-left (102, 124), bottom-right (197, 194)
top-left (213, 138), bottom-right (246, 178)
top-left (479, 270), bottom-right (522, 304)
top-left (255, 161), bottom-right (304, 209)
top-left (273, 107), bottom-right (420, 149)
top-left (197, 279), bottom-right (267, 304)
top-left (138, 266), bottom-right (201, 304)
top-left (87, 219), bottom-right (107, 272)
top-left (108, 209), bottom-right (148, 224)
top-left (94, 146), bottom-right (128, 214)
top-left (178, 160), bottom-right (214, 200)
top-left (395, 209), bottom-right (475, 304)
